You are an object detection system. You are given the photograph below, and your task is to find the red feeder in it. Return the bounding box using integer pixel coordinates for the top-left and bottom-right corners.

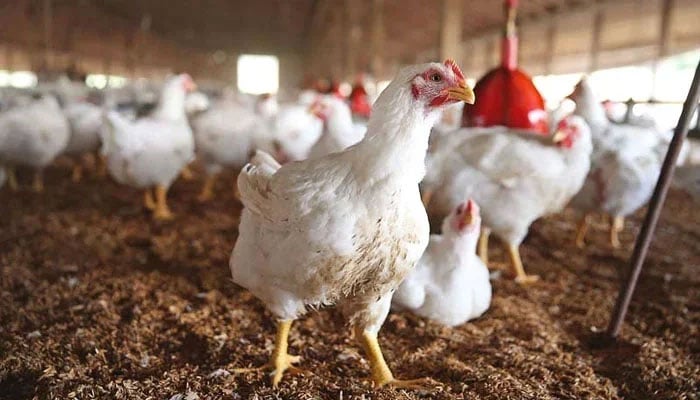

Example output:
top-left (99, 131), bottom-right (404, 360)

top-left (349, 74), bottom-right (371, 119)
top-left (462, 0), bottom-right (548, 135)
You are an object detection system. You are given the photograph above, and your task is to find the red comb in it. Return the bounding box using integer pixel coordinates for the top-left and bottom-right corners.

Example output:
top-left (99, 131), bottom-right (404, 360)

top-left (444, 59), bottom-right (465, 82)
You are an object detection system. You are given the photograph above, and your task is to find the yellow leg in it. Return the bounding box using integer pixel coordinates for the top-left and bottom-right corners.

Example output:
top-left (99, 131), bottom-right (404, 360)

top-left (610, 215), bottom-right (624, 248)
top-left (32, 170), bottom-right (44, 193)
top-left (420, 189), bottom-right (433, 208)
top-left (197, 173), bottom-right (217, 202)
top-left (575, 213), bottom-right (591, 248)
top-left (180, 165), bottom-right (195, 181)
top-left (95, 152), bottom-right (107, 177)
top-left (144, 189), bottom-right (156, 210)
top-left (71, 163), bottom-right (83, 183)
top-left (6, 166), bottom-right (18, 191)
top-left (233, 181), bottom-right (242, 201)
top-left (153, 185), bottom-right (173, 220)
top-left (234, 319), bottom-right (302, 387)
top-left (478, 227), bottom-right (491, 264)
top-left (355, 326), bottom-right (437, 389)
top-left (507, 244), bottom-right (539, 284)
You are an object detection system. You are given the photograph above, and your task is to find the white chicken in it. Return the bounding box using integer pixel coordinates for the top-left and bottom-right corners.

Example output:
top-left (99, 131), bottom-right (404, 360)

top-left (423, 116), bottom-right (592, 283)
top-left (568, 78), bottom-right (672, 247)
top-left (392, 199), bottom-right (491, 326)
top-left (268, 104), bottom-right (323, 162)
top-left (184, 91), bottom-right (211, 117)
top-left (191, 95), bottom-right (273, 201)
top-left (0, 95), bottom-right (70, 192)
top-left (63, 102), bottom-right (104, 182)
top-left (308, 96), bottom-right (366, 159)
top-left (101, 74), bottom-right (196, 220)
top-left (230, 60), bottom-right (475, 388)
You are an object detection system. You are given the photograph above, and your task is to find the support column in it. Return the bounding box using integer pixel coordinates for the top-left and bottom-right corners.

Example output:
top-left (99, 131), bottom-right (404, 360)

top-left (344, 0), bottom-right (360, 80)
top-left (589, 6), bottom-right (603, 73)
top-left (544, 18), bottom-right (556, 75)
top-left (652, 0), bottom-right (674, 97)
top-left (439, 0), bottom-right (464, 62)
top-left (369, 0), bottom-right (385, 79)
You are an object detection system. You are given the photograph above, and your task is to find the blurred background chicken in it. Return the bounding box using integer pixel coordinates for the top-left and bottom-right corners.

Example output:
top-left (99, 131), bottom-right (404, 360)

top-left (191, 93), bottom-right (276, 201)
top-left (0, 94), bottom-right (70, 192)
top-left (308, 95), bottom-right (366, 159)
top-left (567, 78), bottom-right (684, 248)
top-left (101, 74), bottom-right (196, 220)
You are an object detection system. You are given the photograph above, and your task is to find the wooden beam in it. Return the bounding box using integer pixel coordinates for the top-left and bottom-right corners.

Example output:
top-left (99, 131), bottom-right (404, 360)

top-left (439, 0), bottom-right (464, 62)
top-left (544, 17), bottom-right (556, 75)
top-left (589, 7), bottom-right (603, 73)
top-left (657, 0), bottom-right (673, 59)
top-left (651, 0), bottom-right (674, 97)
top-left (343, 0), bottom-right (360, 80)
top-left (43, 0), bottom-right (53, 70)
top-left (369, 0), bottom-right (385, 78)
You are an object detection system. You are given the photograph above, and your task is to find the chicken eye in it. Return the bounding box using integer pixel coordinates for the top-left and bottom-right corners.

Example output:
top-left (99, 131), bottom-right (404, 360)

top-left (430, 73), bottom-right (442, 82)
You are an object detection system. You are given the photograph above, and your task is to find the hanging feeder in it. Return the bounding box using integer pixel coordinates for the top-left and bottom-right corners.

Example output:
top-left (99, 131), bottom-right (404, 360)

top-left (462, 0), bottom-right (548, 135)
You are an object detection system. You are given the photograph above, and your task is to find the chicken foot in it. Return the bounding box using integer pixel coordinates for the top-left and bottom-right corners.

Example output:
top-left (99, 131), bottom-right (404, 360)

top-left (180, 165), bottom-right (195, 181)
top-left (153, 185), bottom-right (174, 220)
top-left (72, 163), bottom-right (83, 183)
top-left (233, 319), bottom-right (304, 387)
top-left (144, 189), bottom-right (156, 210)
top-left (6, 166), bottom-right (18, 191)
top-left (32, 170), bottom-right (44, 193)
top-left (197, 173), bottom-right (217, 202)
top-left (478, 227), bottom-right (491, 264)
top-left (355, 326), bottom-right (438, 390)
top-left (609, 215), bottom-right (625, 248)
top-left (420, 189), bottom-right (433, 207)
top-left (507, 244), bottom-right (539, 284)
top-left (575, 213), bottom-right (591, 248)
top-left (95, 151), bottom-right (107, 177)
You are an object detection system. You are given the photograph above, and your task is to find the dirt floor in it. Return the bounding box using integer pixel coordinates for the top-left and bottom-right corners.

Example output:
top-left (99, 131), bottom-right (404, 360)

top-left (1, 164), bottom-right (698, 400)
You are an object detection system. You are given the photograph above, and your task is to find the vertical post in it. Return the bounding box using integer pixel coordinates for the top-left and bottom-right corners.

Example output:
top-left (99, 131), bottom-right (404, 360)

top-left (544, 18), bottom-right (556, 75)
top-left (369, 0), bottom-right (384, 79)
top-left (439, 0), bottom-right (464, 63)
top-left (43, 0), bottom-right (53, 71)
top-left (606, 61), bottom-right (700, 338)
top-left (343, 0), bottom-right (357, 80)
top-left (589, 6), bottom-right (603, 73)
top-left (652, 0), bottom-right (674, 98)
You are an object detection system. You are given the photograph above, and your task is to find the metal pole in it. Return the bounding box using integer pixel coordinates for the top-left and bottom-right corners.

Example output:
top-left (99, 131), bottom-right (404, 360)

top-left (606, 60), bottom-right (700, 338)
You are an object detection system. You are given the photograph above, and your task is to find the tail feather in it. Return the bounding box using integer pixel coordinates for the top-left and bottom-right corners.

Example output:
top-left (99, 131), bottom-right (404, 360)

top-left (100, 111), bottom-right (132, 155)
top-left (237, 150), bottom-right (280, 219)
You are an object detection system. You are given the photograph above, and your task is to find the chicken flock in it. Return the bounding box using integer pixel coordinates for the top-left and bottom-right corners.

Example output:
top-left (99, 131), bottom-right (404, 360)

top-left (0, 60), bottom-right (691, 389)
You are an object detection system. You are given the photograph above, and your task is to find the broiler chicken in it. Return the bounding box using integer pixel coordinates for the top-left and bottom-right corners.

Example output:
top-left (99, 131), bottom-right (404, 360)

top-left (101, 74), bottom-right (196, 220)
top-left (392, 199), bottom-right (491, 326)
top-left (230, 60), bottom-right (475, 388)
top-left (63, 101), bottom-right (104, 182)
top-left (191, 94), bottom-right (274, 201)
top-left (308, 96), bottom-right (366, 159)
top-left (267, 104), bottom-right (323, 162)
top-left (568, 78), bottom-right (673, 247)
top-left (423, 116), bottom-right (592, 283)
top-left (0, 95), bottom-right (70, 192)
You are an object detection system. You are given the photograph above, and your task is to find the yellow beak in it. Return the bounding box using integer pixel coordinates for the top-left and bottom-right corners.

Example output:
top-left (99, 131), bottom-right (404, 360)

top-left (447, 82), bottom-right (476, 104)
top-left (308, 102), bottom-right (323, 116)
top-left (462, 209), bottom-right (474, 226)
top-left (552, 130), bottom-right (568, 144)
